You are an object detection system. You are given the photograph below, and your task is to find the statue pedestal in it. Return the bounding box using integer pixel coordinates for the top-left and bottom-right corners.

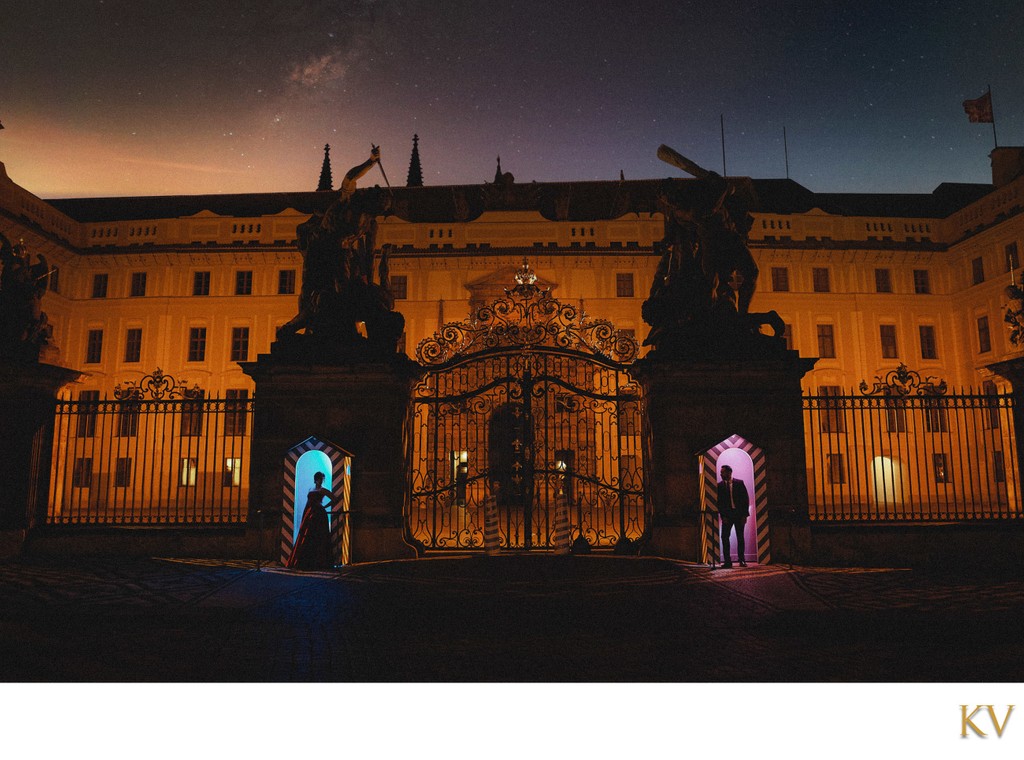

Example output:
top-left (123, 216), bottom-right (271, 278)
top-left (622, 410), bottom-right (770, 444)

top-left (243, 351), bottom-right (421, 563)
top-left (632, 352), bottom-right (815, 561)
top-left (0, 361), bottom-right (81, 552)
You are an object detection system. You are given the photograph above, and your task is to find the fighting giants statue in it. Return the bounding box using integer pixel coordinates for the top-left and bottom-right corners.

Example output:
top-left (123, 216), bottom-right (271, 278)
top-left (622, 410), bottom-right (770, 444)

top-left (277, 147), bottom-right (405, 359)
top-left (0, 231), bottom-right (53, 361)
top-left (642, 145), bottom-right (785, 358)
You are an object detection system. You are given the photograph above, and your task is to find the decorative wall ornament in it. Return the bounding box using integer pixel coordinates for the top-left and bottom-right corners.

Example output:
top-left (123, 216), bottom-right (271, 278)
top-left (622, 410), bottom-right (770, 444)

top-left (1004, 273), bottom-right (1024, 347)
top-left (859, 363), bottom-right (948, 396)
top-left (416, 260), bottom-right (640, 365)
top-left (114, 368), bottom-right (203, 400)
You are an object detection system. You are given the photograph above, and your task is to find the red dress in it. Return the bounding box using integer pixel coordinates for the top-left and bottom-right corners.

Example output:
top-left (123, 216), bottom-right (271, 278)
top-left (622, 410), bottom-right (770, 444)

top-left (286, 487), bottom-right (334, 569)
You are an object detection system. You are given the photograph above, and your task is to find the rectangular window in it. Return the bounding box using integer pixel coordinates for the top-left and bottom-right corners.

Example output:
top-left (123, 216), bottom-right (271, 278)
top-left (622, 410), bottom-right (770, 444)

top-left (188, 327), bottom-right (207, 362)
top-left (971, 257), bottom-right (985, 286)
top-left (874, 268), bottom-right (892, 293)
top-left (885, 399), bottom-right (907, 433)
top-left (235, 270), bottom-right (253, 295)
top-left (230, 327), bottom-right (250, 362)
top-left (72, 457), bottom-right (93, 488)
top-left (977, 315), bottom-right (991, 353)
top-left (816, 324), bottom-right (836, 358)
top-left (783, 323), bottom-right (793, 350)
top-left (278, 269), bottom-right (296, 295)
top-left (223, 458), bottom-right (243, 487)
top-left (193, 271), bottom-right (211, 296)
top-left (826, 453), bottom-right (846, 485)
top-left (616, 273), bottom-right (635, 298)
top-left (924, 400), bottom-right (948, 433)
top-left (114, 457), bottom-right (133, 488)
top-left (982, 380), bottom-right (1001, 430)
top-left (819, 385), bottom-right (845, 433)
top-left (913, 269), bottom-right (931, 294)
top-left (879, 325), bottom-right (898, 359)
top-left (117, 402), bottom-right (139, 438)
top-left (918, 325), bottom-right (937, 360)
top-left (812, 267), bottom-right (830, 293)
top-left (390, 274), bottom-right (408, 300)
top-left (76, 390), bottom-right (100, 438)
top-left (933, 453), bottom-right (950, 484)
top-left (92, 273), bottom-right (108, 299)
top-left (771, 267), bottom-right (790, 292)
top-left (49, 266), bottom-right (60, 293)
top-left (180, 393), bottom-right (205, 437)
top-left (451, 450), bottom-right (469, 506)
top-left (1006, 242), bottom-right (1020, 272)
top-left (224, 389), bottom-right (249, 436)
top-left (180, 458), bottom-right (198, 487)
top-left (994, 451), bottom-right (1006, 483)
top-left (85, 329), bottom-right (103, 364)
top-left (130, 271), bottom-right (147, 297)
top-left (124, 328), bottom-right (142, 363)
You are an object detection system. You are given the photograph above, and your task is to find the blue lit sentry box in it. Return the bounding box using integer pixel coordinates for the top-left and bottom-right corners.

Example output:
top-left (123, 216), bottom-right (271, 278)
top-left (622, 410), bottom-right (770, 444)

top-left (281, 436), bottom-right (353, 566)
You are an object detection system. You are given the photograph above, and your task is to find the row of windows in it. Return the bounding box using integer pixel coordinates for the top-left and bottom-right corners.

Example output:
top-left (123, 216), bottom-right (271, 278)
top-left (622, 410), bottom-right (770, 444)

top-left (84, 327), bottom-right (254, 364)
top-left (83, 270), bottom-right (415, 299)
top-left (970, 241), bottom-right (1019, 286)
top-left (793, 319), bottom-right (990, 361)
top-left (770, 266), bottom-right (933, 295)
top-left (821, 451), bottom-right (1002, 485)
top-left (74, 390), bottom-right (249, 438)
top-left (71, 455), bottom-right (245, 489)
top-left (231, 224), bottom-right (262, 234)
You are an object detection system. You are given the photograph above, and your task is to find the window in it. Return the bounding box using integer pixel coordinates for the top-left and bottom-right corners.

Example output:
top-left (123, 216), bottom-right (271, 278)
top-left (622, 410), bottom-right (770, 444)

top-left (913, 269), bottom-right (931, 294)
top-left (885, 399), bottom-right (907, 433)
top-left (72, 457), bottom-right (93, 488)
top-left (76, 390), bottom-right (100, 438)
top-left (92, 273), bottom-right (108, 299)
top-left (783, 323), bottom-right (793, 350)
top-left (982, 380), bottom-right (1001, 430)
top-left (555, 449), bottom-right (576, 505)
top-left (933, 453), bottom-right (950, 484)
top-left (187, 327), bottom-right (207, 362)
top-left (180, 392), bottom-right (205, 437)
top-left (223, 458), bottom-right (243, 487)
top-left (451, 450), bottom-right (469, 506)
top-left (278, 269), bottom-right (296, 295)
top-left (812, 268), bottom-right (830, 293)
top-left (971, 257), bottom-right (985, 285)
top-left (826, 453), bottom-right (846, 485)
top-left (390, 274), bottom-right (408, 300)
top-left (114, 457), bottom-right (133, 488)
top-left (180, 458), bottom-right (198, 487)
top-left (977, 315), bottom-right (991, 354)
top-left (235, 270), bottom-right (253, 295)
top-left (117, 402), bottom-right (139, 437)
top-left (1006, 242), bottom-right (1020, 272)
top-left (994, 451), bottom-right (1006, 483)
top-left (617, 399), bottom-right (640, 436)
top-left (130, 272), bottom-right (147, 297)
top-left (924, 400), bottom-right (948, 433)
top-left (85, 329), bottom-right (103, 364)
top-left (225, 389), bottom-right (249, 436)
top-left (49, 266), bottom-right (60, 293)
top-left (816, 324), bottom-right (836, 358)
top-left (879, 325), bottom-right (898, 359)
top-left (874, 269), bottom-right (892, 293)
top-left (124, 328), bottom-right (142, 363)
top-left (193, 271), bottom-right (211, 296)
top-left (230, 327), bottom-right (250, 362)
top-left (819, 385), bottom-right (845, 433)
top-left (770, 267), bottom-right (789, 292)
top-left (616, 273), bottom-right (635, 298)
top-left (918, 325), bottom-right (937, 360)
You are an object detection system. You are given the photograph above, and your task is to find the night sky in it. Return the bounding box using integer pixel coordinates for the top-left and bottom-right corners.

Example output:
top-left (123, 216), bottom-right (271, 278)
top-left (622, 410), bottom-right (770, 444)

top-left (1, 0), bottom-right (1021, 198)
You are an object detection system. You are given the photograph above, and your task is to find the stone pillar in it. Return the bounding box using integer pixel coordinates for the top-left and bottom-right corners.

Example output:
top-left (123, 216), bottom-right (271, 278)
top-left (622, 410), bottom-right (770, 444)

top-left (243, 355), bottom-right (421, 563)
top-left (0, 361), bottom-right (81, 555)
top-left (631, 354), bottom-right (816, 561)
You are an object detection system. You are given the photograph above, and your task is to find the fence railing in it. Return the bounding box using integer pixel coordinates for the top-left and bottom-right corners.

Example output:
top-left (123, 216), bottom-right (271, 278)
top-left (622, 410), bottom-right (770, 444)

top-left (804, 389), bottom-right (1020, 521)
top-left (49, 395), bottom-right (254, 525)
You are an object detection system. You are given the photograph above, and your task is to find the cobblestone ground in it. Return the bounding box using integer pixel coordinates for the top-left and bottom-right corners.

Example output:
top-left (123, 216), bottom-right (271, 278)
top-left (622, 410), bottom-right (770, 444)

top-left (1, 555), bottom-right (1021, 682)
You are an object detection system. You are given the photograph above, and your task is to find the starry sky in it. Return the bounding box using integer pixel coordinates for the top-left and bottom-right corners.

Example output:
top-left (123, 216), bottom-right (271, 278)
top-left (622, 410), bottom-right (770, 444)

top-left (0, 0), bottom-right (1021, 199)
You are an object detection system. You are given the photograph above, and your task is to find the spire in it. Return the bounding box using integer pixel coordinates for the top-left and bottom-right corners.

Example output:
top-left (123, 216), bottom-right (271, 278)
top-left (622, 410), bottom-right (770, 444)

top-left (406, 134), bottom-right (424, 187)
top-left (494, 156), bottom-right (502, 183)
top-left (316, 144), bottom-right (333, 191)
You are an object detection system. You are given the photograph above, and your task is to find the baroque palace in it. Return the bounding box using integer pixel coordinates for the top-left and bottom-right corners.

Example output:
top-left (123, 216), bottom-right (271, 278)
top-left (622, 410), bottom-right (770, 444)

top-left (2, 140), bottom-right (1024, 564)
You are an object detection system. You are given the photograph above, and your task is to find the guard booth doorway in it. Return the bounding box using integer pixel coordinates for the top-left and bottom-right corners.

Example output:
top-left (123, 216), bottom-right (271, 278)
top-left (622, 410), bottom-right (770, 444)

top-left (407, 264), bottom-right (648, 552)
top-left (700, 434), bottom-right (771, 565)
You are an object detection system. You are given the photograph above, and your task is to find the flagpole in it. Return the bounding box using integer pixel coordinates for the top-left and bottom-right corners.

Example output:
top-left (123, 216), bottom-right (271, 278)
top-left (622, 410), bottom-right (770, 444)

top-left (989, 85), bottom-right (999, 148)
top-left (720, 114), bottom-right (727, 176)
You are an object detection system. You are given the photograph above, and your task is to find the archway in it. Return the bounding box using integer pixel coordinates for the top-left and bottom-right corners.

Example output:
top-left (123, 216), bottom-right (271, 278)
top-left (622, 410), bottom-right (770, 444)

top-left (699, 434), bottom-right (770, 565)
top-left (281, 436), bottom-right (352, 566)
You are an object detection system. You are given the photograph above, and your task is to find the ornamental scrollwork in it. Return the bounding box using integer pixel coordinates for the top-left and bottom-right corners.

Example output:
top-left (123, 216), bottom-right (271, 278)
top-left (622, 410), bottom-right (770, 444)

top-left (858, 363), bottom-right (948, 397)
top-left (416, 261), bottom-right (639, 365)
top-left (114, 368), bottom-right (204, 400)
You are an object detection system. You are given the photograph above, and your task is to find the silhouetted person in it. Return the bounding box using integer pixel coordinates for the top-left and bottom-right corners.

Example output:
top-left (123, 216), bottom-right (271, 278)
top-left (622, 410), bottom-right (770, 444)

top-left (286, 471), bottom-right (336, 570)
top-left (716, 465), bottom-right (750, 568)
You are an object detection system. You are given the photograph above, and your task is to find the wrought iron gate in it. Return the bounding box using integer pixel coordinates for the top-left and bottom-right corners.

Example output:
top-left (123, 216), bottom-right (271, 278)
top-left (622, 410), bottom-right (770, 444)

top-left (408, 264), bottom-right (646, 551)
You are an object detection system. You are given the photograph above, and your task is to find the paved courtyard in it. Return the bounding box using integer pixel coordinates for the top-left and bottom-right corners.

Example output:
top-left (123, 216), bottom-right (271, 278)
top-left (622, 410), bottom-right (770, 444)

top-left (1, 554), bottom-right (1021, 681)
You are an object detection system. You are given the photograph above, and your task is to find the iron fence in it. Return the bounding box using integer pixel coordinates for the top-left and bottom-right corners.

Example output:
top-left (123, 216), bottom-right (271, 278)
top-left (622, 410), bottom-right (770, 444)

top-left (49, 393), bottom-right (254, 524)
top-left (804, 387), bottom-right (1020, 520)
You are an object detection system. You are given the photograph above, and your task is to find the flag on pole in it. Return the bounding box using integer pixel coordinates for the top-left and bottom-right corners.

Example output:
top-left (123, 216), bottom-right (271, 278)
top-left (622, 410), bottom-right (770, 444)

top-left (963, 91), bottom-right (994, 123)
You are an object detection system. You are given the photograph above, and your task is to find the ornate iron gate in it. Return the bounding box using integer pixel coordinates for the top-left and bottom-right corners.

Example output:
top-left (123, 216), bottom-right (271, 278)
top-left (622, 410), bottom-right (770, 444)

top-left (408, 264), bottom-right (646, 551)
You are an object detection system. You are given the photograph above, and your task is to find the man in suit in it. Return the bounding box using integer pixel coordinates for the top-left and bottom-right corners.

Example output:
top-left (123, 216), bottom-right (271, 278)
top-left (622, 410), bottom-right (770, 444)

top-left (716, 465), bottom-right (750, 568)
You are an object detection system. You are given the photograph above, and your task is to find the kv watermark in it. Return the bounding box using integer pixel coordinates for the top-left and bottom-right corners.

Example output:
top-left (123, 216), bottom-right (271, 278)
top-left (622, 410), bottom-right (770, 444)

top-left (961, 705), bottom-right (1014, 738)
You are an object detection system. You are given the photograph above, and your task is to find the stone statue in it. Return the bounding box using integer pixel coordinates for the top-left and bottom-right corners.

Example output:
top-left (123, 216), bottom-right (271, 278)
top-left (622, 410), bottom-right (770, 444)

top-left (642, 145), bottom-right (785, 358)
top-left (277, 147), bottom-right (405, 358)
top-left (0, 231), bottom-right (53, 360)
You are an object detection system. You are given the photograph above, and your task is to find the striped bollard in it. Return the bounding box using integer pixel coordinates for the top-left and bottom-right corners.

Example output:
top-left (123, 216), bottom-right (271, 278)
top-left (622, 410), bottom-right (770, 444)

top-left (553, 495), bottom-right (571, 555)
top-left (483, 495), bottom-right (501, 555)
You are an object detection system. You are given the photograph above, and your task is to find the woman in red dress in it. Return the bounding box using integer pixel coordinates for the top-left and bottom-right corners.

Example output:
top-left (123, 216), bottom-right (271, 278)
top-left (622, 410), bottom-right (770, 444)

top-left (286, 471), bottom-right (336, 569)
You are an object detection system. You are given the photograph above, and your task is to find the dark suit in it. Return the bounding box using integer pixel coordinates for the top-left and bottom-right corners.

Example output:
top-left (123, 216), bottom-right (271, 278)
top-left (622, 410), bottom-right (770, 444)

top-left (716, 477), bottom-right (750, 565)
